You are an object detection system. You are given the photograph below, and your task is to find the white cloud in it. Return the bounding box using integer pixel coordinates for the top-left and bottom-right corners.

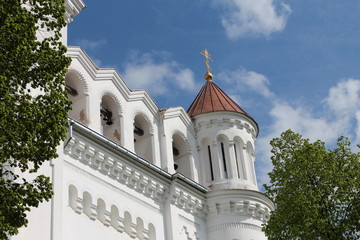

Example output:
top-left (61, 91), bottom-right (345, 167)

top-left (325, 79), bottom-right (360, 115)
top-left (255, 100), bottom-right (348, 187)
top-left (74, 39), bottom-right (107, 51)
top-left (219, 68), bottom-right (275, 98)
top-left (218, 71), bottom-right (360, 188)
top-left (123, 51), bottom-right (197, 96)
top-left (212, 0), bottom-right (291, 39)
top-left (355, 112), bottom-right (360, 145)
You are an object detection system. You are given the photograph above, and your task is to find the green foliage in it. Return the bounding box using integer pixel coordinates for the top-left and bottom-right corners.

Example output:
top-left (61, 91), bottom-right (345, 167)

top-left (0, 0), bottom-right (71, 238)
top-left (264, 130), bottom-right (360, 240)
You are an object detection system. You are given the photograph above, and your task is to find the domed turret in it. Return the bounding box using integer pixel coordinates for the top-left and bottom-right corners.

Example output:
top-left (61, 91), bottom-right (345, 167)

top-left (188, 50), bottom-right (258, 191)
top-left (187, 50), bottom-right (273, 240)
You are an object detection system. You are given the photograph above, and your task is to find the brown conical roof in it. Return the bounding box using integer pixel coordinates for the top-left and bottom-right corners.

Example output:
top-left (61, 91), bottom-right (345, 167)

top-left (187, 80), bottom-right (253, 120)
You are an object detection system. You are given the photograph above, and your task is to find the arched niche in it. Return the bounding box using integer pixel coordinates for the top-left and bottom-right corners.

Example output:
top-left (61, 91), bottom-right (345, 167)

top-left (68, 184), bottom-right (78, 211)
top-left (100, 93), bottom-right (121, 145)
top-left (217, 134), bottom-right (230, 179)
top-left (65, 70), bottom-right (89, 125)
top-left (233, 136), bottom-right (247, 180)
top-left (133, 113), bottom-right (154, 163)
top-left (172, 132), bottom-right (193, 179)
top-left (96, 198), bottom-right (107, 224)
top-left (124, 211), bottom-right (133, 236)
top-left (136, 217), bottom-right (144, 239)
top-left (246, 142), bottom-right (257, 185)
top-left (82, 191), bottom-right (94, 219)
top-left (110, 205), bottom-right (120, 230)
top-left (148, 223), bottom-right (156, 240)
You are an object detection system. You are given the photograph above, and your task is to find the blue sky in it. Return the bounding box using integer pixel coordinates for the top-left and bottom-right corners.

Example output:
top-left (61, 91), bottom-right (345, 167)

top-left (68, 0), bottom-right (360, 187)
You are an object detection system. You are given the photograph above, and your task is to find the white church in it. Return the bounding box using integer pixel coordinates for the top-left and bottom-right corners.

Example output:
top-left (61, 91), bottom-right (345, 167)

top-left (14, 1), bottom-right (274, 239)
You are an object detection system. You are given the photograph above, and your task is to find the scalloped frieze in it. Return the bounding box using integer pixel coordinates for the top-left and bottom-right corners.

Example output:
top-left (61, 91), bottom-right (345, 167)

top-left (208, 200), bottom-right (270, 223)
top-left (195, 118), bottom-right (256, 139)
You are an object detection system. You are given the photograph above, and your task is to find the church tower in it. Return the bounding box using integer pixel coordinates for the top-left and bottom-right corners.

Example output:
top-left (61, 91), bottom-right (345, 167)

top-left (188, 50), bottom-right (273, 240)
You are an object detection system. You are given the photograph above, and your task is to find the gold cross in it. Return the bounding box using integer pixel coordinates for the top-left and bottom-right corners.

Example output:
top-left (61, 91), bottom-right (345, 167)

top-left (200, 49), bottom-right (213, 73)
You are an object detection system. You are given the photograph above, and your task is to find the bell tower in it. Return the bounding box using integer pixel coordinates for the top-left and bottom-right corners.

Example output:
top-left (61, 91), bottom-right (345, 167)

top-left (188, 50), bottom-right (259, 191)
top-left (187, 50), bottom-right (273, 240)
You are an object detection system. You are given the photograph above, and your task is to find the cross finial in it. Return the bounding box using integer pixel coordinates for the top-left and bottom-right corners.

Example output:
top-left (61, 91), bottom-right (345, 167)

top-left (200, 49), bottom-right (213, 73)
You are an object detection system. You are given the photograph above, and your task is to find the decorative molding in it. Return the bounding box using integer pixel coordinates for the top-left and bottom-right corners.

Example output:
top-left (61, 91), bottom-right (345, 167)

top-left (208, 200), bottom-right (270, 223)
top-left (207, 222), bottom-right (263, 233)
top-left (180, 226), bottom-right (199, 240)
top-left (131, 109), bottom-right (155, 135)
top-left (99, 89), bottom-right (123, 115)
top-left (64, 137), bottom-right (168, 204)
top-left (171, 130), bottom-right (192, 154)
top-left (67, 67), bottom-right (90, 94)
top-left (162, 107), bottom-right (195, 135)
top-left (68, 185), bottom-right (155, 240)
top-left (67, 47), bottom-right (159, 118)
top-left (195, 118), bottom-right (256, 139)
top-left (64, 161), bottom-right (161, 214)
top-left (65, 0), bottom-right (85, 23)
top-left (170, 186), bottom-right (207, 218)
top-left (179, 215), bottom-right (201, 230)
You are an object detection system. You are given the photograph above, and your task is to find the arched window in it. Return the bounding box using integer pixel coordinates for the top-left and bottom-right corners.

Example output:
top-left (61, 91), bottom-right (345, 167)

top-left (246, 142), bottom-right (257, 185)
top-left (234, 137), bottom-right (247, 180)
top-left (201, 138), bottom-right (214, 182)
top-left (100, 94), bottom-right (121, 145)
top-left (217, 135), bottom-right (230, 179)
top-left (172, 133), bottom-right (192, 179)
top-left (208, 145), bottom-right (214, 181)
top-left (65, 70), bottom-right (89, 125)
top-left (133, 114), bottom-right (154, 163)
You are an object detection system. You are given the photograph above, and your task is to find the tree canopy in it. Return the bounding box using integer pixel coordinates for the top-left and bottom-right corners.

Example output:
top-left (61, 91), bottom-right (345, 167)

top-left (0, 0), bottom-right (70, 238)
top-left (264, 130), bottom-right (360, 240)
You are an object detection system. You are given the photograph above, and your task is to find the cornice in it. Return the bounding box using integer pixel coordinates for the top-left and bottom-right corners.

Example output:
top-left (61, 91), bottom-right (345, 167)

top-left (65, 0), bottom-right (86, 23)
top-left (194, 113), bottom-right (257, 140)
top-left (194, 111), bottom-right (259, 140)
top-left (162, 107), bottom-right (195, 135)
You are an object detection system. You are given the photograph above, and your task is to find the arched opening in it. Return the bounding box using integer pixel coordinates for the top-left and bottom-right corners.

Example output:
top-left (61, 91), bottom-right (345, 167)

top-left (133, 114), bottom-right (154, 163)
top-left (234, 137), bottom-right (247, 180)
top-left (65, 71), bottom-right (89, 125)
top-left (246, 142), bottom-right (257, 185)
top-left (100, 94), bottom-right (121, 145)
top-left (172, 133), bottom-right (192, 179)
top-left (201, 138), bottom-right (214, 183)
top-left (217, 135), bottom-right (230, 179)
